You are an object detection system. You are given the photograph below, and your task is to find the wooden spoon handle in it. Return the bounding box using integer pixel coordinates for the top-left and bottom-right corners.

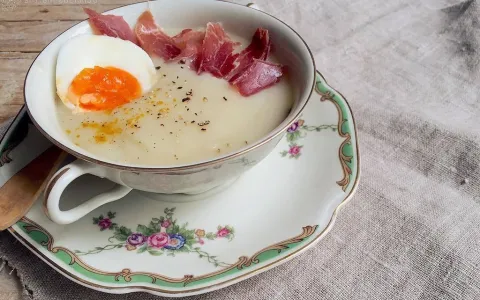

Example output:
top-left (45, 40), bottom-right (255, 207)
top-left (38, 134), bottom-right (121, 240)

top-left (0, 146), bottom-right (67, 230)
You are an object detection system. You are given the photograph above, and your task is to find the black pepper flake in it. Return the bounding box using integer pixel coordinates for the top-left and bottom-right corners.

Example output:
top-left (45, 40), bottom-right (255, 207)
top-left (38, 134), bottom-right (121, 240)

top-left (181, 66), bottom-right (184, 69)
top-left (161, 124), bottom-right (165, 126)
top-left (191, 121), bottom-right (195, 123)
top-left (194, 113), bottom-right (198, 116)
top-left (182, 97), bottom-right (191, 102)
top-left (170, 132), bottom-right (173, 134)
top-left (172, 81), bottom-right (176, 84)
top-left (179, 59), bottom-right (186, 64)
top-left (223, 96), bottom-right (227, 101)
top-left (186, 89), bottom-right (193, 96)
top-left (176, 76), bottom-right (179, 79)
top-left (175, 120), bottom-right (178, 123)
top-left (201, 128), bottom-right (207, 131)
top-left (197, 120), bottom-right (210, 126)
top-left (177, 86), bottom-right (183, 90)
top-left (163, 74), bottom-right (167, 77)
top-left (155, 66), bottom-right (161, 70)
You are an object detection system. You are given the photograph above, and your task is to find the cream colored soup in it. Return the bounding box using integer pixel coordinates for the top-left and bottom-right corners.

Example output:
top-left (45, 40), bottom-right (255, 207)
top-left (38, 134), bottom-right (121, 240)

top-left (57, 33), bottom-right (293, 166)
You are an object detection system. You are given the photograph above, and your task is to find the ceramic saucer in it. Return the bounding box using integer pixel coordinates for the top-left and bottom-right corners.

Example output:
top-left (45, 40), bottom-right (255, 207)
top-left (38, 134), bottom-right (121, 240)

top-left (6, 71), bottom-right (360, 297)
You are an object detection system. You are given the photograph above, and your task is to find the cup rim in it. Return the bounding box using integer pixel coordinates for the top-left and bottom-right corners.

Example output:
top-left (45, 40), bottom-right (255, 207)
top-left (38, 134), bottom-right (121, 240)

top-left (24, 0), bottom-right (316, 173)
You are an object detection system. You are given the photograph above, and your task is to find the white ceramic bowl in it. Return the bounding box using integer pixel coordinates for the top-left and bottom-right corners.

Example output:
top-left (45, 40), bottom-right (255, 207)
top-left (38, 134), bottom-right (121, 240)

top-left (24, 0), bottom-right (315, 224)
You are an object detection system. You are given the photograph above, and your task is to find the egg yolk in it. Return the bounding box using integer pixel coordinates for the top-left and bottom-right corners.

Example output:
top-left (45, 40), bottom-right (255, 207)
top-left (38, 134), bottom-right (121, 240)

top-left (68, 66), bottom-right (141, 111)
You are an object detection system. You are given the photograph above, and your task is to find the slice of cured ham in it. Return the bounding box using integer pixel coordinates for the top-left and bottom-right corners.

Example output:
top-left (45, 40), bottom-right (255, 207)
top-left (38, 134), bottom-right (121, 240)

top-left (84, 8), bottom-right (138, 45)
top-left (134, 11), bottom-right (181, 60)
top-left (230, 59), bottom-right (284, 96)
top-left (228, 28), bottom-right (271, 82)
top-left (172, 29), bottom-right (205, 71)
top-left (197, 23), bottom-right (239, 78)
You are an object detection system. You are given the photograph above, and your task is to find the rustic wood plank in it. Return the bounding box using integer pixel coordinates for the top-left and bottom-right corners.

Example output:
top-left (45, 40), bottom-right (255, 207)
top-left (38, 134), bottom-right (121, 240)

top-left (0, 5), bottom-right (121, 21)
top-left (0, 104), bottom-right (24, 125)
top-left (0, 53), bottom-right (37, 123)
top-left (16, 0), bottom-right (144, 6)
top-left (0, 20), bottom-right (78, 52)
top-left (0, 1), bottom-right (147, 21)
top-left (0, 0), bottom-right (146, 51)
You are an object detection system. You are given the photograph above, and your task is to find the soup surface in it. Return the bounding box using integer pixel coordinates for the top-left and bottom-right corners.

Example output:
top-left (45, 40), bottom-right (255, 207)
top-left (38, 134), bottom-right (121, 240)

top-left (57, 31), bottom-right (294, 165)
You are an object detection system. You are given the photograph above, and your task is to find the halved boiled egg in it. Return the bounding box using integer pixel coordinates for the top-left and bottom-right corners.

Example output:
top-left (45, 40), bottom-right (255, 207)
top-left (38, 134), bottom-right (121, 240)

top-left (55, 34), bottom-right (157, 112)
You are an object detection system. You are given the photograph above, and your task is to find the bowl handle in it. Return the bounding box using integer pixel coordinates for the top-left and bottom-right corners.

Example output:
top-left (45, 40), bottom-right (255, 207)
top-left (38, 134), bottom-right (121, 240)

top-left (44, 159), bottom-right (132, 224)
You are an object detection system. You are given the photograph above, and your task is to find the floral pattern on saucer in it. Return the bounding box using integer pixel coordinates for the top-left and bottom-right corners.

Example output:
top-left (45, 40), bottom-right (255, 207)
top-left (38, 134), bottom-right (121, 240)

top-left (75, 208), bottom-right (235, 267)
top-left (280, 119), bottom-right (337, 159)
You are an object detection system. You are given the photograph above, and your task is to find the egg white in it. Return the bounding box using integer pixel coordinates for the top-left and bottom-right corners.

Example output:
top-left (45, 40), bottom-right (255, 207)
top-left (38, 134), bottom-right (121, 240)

top-left (55, 34), bottom-right (157, 111)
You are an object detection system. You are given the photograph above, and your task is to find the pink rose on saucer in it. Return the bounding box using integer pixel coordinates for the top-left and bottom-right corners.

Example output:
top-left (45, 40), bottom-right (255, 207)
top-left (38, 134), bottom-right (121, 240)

top-left (161, 219), bottom-right (171, 228)
top-left (289, 145), bottom-right (302, 156)
top-left (147, 232), bottom-right (170, 248)
top-left (98, 218), bottom-right (112, 230)
top-left (217, 227), bottom-right (230, 238)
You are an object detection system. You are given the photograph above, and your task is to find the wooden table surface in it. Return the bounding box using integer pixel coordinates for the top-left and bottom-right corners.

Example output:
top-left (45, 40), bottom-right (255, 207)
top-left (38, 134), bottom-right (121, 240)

top-left (0, 1), bottom-right (146, 124)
